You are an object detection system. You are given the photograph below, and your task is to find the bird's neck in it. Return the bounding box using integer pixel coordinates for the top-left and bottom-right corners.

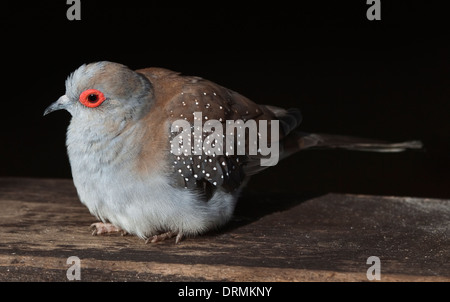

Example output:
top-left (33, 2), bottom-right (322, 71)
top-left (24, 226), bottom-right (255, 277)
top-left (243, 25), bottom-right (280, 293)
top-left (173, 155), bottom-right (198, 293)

top-left (66, 116), bottom-right (144, 168)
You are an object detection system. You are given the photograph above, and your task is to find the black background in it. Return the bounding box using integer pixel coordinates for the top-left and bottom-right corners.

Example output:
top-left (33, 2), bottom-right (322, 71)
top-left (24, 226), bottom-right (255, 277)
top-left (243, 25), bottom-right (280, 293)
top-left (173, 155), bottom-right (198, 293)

top-left (1, 1), bottom-right (449, 198)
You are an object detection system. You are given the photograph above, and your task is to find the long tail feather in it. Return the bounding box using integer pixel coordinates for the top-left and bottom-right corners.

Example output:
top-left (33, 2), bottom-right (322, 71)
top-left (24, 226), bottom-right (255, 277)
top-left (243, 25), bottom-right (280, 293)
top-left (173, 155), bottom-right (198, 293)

top-left (280, 131), bottom-right (423, 160)
top-left (297, 132), bottom-right (423, 152)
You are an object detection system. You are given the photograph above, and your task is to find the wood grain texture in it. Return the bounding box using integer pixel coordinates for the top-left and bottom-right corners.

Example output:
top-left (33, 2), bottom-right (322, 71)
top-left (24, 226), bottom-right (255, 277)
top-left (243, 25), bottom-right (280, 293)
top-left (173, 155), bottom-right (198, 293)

top-left (0, 177), bottom-right (449, 281)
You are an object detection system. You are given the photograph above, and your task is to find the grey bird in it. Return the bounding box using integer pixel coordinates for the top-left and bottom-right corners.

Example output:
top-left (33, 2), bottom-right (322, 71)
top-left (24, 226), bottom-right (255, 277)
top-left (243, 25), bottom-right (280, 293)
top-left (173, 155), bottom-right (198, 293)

top-left (44, 61), bottom-right (422, 243)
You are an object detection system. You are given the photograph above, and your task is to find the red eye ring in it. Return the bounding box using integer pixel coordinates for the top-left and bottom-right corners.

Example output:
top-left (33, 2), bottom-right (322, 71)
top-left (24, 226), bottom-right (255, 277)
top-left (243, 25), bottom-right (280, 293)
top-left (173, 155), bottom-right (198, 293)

top-left (79, 89), bottom-right (106, 108)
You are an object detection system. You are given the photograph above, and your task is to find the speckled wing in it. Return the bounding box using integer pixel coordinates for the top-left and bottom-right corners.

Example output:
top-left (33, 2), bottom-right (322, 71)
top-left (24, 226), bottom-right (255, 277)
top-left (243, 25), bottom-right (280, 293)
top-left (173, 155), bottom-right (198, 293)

top-left (163, 75), bottom-right (283, 199)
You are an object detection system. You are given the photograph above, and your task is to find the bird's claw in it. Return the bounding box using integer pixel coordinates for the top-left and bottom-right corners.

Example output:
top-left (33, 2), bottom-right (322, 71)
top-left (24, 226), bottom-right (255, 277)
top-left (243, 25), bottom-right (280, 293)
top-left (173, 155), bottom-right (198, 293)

top-left (90, 222), bottom-right (127, 236)
top-left (145, 231), bottom-right (183, 244)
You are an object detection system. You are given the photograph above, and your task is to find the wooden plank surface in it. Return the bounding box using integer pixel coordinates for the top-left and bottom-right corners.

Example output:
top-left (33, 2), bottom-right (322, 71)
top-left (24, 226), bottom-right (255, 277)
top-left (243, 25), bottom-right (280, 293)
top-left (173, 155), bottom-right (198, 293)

top-left (0, 177), bottom-right (449, 281)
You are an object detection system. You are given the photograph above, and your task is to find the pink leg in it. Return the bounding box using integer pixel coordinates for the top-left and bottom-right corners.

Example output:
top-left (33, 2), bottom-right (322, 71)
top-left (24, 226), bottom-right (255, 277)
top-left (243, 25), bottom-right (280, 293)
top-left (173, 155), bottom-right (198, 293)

top-left (90, 222), bottom-right (127, 236)
top-left (146, 231), bottom-right (184, 244)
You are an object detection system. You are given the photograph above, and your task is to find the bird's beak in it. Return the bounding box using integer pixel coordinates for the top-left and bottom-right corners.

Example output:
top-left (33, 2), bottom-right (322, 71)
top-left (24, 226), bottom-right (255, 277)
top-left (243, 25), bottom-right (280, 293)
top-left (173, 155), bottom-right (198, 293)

top-left (43, 95), bottom-right (70, 116)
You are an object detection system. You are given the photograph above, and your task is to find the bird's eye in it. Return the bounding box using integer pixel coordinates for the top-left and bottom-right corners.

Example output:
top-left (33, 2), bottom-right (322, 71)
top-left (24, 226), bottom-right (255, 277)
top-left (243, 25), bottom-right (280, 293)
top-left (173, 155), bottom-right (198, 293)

top-left (88, 93), bottom-right (98, 102)
top-left (79, 89), bottom-right (106, 108)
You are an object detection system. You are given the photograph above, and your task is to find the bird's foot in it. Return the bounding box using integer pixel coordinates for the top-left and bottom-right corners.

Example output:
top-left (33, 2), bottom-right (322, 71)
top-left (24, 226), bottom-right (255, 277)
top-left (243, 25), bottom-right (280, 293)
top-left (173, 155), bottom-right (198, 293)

top-left (145, 231), bottom-right (184, 244)
top-left (90, 222), bottom-right (127, 236)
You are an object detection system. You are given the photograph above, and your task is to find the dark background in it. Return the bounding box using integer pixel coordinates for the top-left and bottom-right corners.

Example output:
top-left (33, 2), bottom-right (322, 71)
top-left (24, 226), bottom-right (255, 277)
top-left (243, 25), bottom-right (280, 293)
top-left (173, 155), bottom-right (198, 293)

top-left (1, 1), bottom-right (449, 198)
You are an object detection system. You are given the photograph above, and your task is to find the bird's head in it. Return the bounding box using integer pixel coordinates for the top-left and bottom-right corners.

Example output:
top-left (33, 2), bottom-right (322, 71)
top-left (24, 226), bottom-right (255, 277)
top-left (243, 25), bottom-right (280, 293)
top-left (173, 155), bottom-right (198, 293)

top-left (44, 61), bottom-right (153, 121)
